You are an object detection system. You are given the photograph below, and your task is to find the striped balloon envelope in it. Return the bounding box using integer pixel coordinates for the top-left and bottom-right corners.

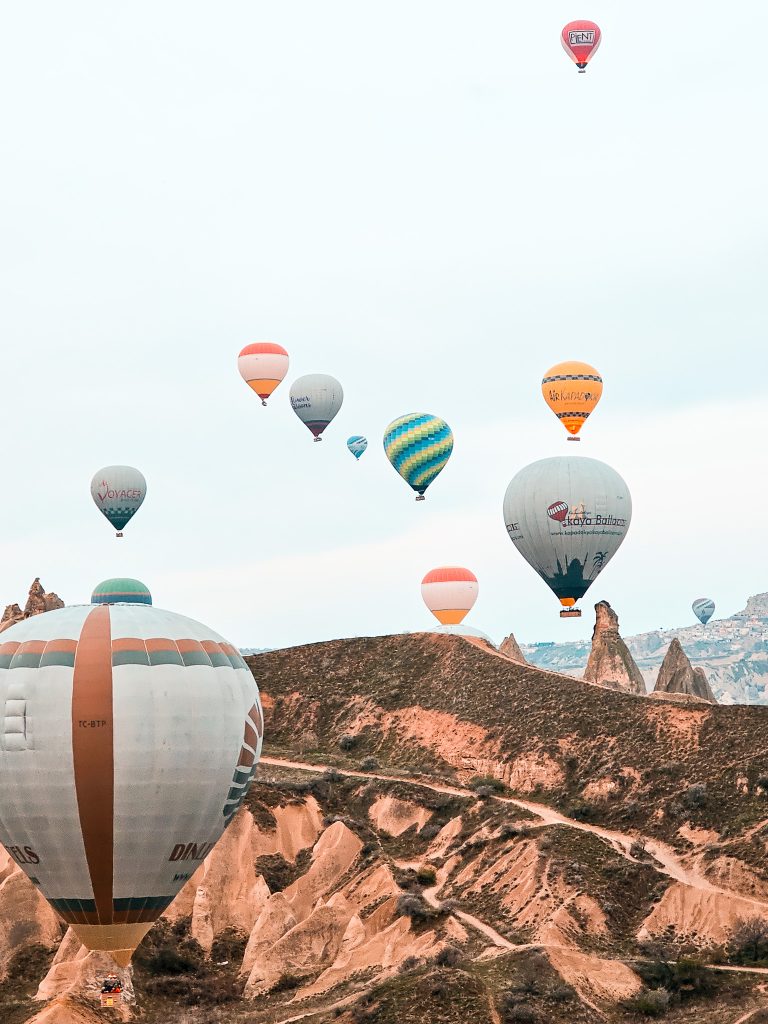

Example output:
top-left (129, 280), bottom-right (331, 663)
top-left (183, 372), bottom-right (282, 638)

top-left (541, 361), bottom-right (603, 440)
top-left (238, 342), bottom-right (289, 406)
top-left (0, 603), bottom-right (262, 966)
top-left (692, 597), bottom-right (715, 625)
top-left (383, 413), bottom-right (454, 501)
top-left (421, 567), bottom-right (478, 625)
top-left (347, 436), bottom-right (368, 460)
top-left (91, 579), bottom-right (152, 606)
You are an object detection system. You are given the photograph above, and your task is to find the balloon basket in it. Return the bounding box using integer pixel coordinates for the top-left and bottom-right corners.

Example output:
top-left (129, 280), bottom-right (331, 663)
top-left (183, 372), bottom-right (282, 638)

top-left (566, 437), bottom-right (580, 442)
top-left (313, 437), bottom-right (322, 442)
top-left (415, 495), bottom-right (425, 502)
top-left (115, 532), bottom-right (123, 539)
top-left (261, 400), bottom-right (267, 407)
top-left (100, 992), bottom-right (122, 1008)
top-left (559, 609), bottom-right (582, 618)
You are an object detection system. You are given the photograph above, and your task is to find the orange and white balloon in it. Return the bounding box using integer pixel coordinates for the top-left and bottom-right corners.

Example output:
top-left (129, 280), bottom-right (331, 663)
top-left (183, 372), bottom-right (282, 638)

top-left (421, 567), bottom-right (478, 625)
top-left (238, 342), bottom-right (289, 406)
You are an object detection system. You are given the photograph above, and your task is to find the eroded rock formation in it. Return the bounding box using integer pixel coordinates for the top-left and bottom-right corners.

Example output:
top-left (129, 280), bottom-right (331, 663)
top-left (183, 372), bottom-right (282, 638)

top-left (583, 601), bottom-right (646, 695)
top-left (0, 579), bottom-right (64, 634)
top-left (499, 633), bottom-right (526, 663)
top-left (654, 638), bottom-right (717, 703)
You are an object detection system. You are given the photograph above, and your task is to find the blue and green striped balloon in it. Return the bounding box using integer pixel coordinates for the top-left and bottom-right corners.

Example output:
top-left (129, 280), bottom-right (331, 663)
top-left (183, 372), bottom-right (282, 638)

top-left (347, 435), bottom-right (368, 460)
top-left (383, 413), bottom-right (454, 501)
top-left (92, 578), bottom-right (153, 606)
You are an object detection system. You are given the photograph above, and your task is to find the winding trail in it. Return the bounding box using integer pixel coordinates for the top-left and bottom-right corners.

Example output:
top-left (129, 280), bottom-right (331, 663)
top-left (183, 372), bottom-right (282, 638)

top-left (259, 754), bottom-right (768, 1023)
top-left (260, 755), bottom-right (768, 916)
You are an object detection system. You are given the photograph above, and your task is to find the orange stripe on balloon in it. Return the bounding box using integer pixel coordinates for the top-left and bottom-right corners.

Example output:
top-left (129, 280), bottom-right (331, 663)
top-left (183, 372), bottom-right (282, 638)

top-left (71, 605), bottom-right (114, 925)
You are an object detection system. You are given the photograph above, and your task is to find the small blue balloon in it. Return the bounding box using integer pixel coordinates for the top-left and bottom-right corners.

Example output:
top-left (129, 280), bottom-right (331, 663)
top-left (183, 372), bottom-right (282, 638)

top-left (347, 435), bottom-right (368, 460)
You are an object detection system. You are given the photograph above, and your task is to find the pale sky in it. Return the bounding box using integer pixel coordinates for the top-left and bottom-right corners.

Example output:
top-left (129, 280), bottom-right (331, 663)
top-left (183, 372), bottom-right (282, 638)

top-left (1, 2), bottom-right (766, 649)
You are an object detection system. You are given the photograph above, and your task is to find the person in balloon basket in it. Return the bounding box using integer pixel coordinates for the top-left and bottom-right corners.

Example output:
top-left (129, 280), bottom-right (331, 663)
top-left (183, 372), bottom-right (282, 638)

top-left (102, 974), bottom-right (122, 994)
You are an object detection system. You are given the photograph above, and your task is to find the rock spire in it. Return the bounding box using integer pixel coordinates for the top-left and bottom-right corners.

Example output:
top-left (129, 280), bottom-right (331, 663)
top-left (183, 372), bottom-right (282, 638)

top-left (583, 601), bottom-right (646, 695)
top-left (0, 578), bottom-right (64, 634)
top-left (654, 638), bottom-right (717, 703)
top-left (499, 633), bottom-right (526, 663)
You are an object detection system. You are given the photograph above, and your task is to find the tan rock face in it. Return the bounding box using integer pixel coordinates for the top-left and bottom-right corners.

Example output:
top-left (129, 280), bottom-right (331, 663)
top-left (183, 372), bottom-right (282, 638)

top-left (35, 928), bottom-right (134, 1007)
top-left (654, 638), bottom-right (717, 703)
top-left (499, 634), bottom-right (526, 663)
top-left (583, 601), bottom-right (646, 695)
top-left (0, 579), bottom-right (64, 634)
top-left (0, 850), bottom-right (63, 981)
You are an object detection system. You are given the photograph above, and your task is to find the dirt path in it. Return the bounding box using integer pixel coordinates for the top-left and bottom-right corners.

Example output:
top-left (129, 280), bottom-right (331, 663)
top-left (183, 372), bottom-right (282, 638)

top-left (260, 756), bottom-right (768, 916)
top-left (422, 874), bottom-right (516, 951)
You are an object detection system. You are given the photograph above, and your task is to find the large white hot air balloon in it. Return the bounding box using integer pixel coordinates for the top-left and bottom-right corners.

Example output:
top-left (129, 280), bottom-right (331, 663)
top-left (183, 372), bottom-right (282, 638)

top-left (503, 456), bottom-right (632, 617)
top-left (0, 603), bottom-right (262, 966)
top-left (289, 374), bottom-right (343, 441)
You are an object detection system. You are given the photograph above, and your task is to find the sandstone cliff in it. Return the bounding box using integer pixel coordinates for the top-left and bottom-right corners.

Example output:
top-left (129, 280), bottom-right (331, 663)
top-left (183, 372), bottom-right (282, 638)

top-left (0, 579), bottom-right (64, 634)
top-left (582, 601), bottom-right (646, 695)
top-left (654, 637), bottom-right (718, 703)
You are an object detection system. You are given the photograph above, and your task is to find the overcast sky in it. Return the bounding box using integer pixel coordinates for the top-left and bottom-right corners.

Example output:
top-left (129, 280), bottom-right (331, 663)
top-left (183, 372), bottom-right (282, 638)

top-left (1, 2), bottom-right (766, 649)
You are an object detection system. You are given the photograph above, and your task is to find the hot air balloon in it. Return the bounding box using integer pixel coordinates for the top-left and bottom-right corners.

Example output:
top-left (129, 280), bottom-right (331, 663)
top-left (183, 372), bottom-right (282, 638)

top-left (422, 567), bottom-right (478, 625)
top-left (561, 20), bottom-right (602, 73)
top-left (0, 603), bottom-right (262, 966)
top-left (91, 578), bottom-right (152, 606)
top-left (383, 413), bottom-right (453, 501)
top-left (289, 374), bottom-right (343, 441)
top-left (347, 436), bottom-right (368, 460)
top-left (90, 467), bottom-right (146, 537)
top-left (542, 361), bottom-right (603, 440)
top-left (692, 598), bottom-right (715, 625)
top-left (503, 456), bottom-right (631, 617)
top-left (238, 342), bottom-right (289, 406)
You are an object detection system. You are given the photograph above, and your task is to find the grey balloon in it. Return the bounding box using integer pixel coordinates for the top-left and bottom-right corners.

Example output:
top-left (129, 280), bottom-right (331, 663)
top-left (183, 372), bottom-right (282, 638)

top-left (289, 374), bottom-right (344, 441)
top-left (692, 598), bottom-right (715, 625)
top-left (503, 456), bottom-right (632, 615)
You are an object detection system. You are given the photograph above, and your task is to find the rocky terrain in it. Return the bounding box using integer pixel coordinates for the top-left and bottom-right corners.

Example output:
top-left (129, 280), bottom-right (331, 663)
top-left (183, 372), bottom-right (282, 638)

top-left (524, 593), bottom-right (768, 705)
top-left (1, 630), bottom-right (767, 1023)
top-left (0, 579), bottom-right (63, 633)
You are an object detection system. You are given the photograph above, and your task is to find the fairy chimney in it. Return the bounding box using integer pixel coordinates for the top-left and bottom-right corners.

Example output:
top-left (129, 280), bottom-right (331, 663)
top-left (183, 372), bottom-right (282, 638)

top-left (583, 601), bottom-right (646, 695)
top-left (654, 639), bottom-right (717, 703)
top-left (499, 633), bottom-right (526, 664)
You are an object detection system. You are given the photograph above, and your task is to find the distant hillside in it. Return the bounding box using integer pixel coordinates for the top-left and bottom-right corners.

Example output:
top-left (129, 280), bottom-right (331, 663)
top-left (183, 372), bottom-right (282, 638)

top-left (2, 632), bottom-right (767, 1023)
top-left (250, 632), bottom-right (768, 847)
top-left (523, 593), bottom-right (768, 705)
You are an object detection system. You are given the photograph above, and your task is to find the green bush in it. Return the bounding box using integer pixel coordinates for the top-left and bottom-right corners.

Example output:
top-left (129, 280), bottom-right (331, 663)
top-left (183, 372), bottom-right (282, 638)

top-left (624, 987), bottom-right (670, 1017)
top-left (565, 800), bottom-right (595, 822)
top-left (468, 775), bottom-right (506, 793)
top-left (728, 916), bottom-right (768, 965)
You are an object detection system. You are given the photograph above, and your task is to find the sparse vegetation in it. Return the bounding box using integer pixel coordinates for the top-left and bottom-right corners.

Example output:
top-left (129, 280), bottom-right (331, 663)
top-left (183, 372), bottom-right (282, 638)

top-left (564, 799), bottom-right (595, 822)
top-left (624, 986), bottom-right (671, 1017)
top-left (338, 733), bottom-right (358, 751)
top-left (728, 915), bottom-right (768, 965)
top-left (255, 848), bottom-right (312, 893)
top-left (468, 774), bottom-right (507, 794)
top-left (434, 945), bottom-right (461, 967)
top-left (683, 782), bottom-right (708, 808)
